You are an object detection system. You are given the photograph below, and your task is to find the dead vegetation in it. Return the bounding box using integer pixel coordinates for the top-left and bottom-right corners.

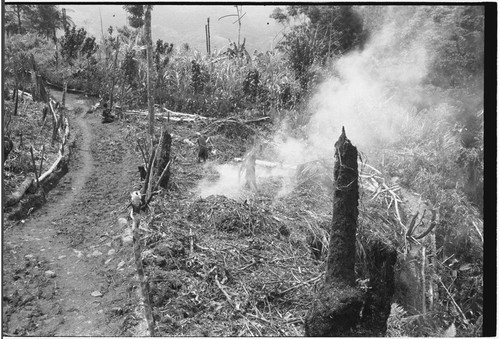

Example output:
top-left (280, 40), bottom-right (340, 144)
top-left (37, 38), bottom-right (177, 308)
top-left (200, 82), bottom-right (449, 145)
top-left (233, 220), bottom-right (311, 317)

top-left (3, 95), bottom-right (73, 220)
top-left (116, 109), bottom-right (461, 336)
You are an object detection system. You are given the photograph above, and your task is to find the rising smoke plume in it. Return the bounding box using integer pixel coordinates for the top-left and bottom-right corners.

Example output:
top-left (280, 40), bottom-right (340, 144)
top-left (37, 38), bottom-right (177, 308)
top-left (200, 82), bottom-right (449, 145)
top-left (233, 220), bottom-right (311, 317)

top-left (195, 6), bottom-right (482, 200)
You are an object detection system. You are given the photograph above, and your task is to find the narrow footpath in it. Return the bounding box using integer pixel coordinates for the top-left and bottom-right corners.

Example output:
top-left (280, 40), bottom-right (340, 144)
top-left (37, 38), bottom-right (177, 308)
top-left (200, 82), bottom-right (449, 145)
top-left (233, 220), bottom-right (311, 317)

top-left (3, 93), bottom-right (143, 336)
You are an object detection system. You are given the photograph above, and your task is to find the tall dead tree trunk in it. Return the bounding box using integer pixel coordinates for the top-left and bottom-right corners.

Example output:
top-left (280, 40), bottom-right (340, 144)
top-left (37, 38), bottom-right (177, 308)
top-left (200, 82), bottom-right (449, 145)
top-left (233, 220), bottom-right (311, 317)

top-left (305, 127), bottom-right (363, 336)
top-left (305, 127), bottom-right (397, 337)
top-left (109, 40), bottom-right (120, 111)
top-left (156, 126), bottom-right (172, 189)
top-left (145, 5), bottom-right (155, 145)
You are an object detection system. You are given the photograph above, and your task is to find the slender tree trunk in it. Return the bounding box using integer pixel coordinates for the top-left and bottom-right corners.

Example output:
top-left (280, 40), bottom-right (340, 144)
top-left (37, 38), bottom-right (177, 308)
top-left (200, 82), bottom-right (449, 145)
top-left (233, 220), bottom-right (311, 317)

top-left (109, 41), bottom-right (120, 110)
top-left (62, 80), bottom-right (67, 108)
top-left (13, 83), bottom-right (19, 116)
top-left (16, 5), bottom-right (22, 33)
top-left (421, 246), bottom-right (427, 314)
top-left (145, 5), bottom-right (155, 144)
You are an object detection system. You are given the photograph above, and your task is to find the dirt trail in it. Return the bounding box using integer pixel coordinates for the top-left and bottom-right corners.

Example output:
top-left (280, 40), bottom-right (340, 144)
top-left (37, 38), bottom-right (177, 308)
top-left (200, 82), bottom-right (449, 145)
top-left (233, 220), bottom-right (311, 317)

top-left (3, 93), bottom-right (143, 336)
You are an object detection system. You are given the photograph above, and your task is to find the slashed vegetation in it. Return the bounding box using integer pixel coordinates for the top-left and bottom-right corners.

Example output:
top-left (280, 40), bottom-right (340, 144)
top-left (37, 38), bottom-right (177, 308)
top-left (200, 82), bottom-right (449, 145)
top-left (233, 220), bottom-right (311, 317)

top-left (3, 4), bottom-right (485, 337)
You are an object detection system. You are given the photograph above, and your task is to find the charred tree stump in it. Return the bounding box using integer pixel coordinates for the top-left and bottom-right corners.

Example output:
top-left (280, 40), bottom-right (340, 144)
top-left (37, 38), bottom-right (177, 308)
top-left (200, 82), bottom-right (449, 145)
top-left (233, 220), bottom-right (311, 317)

top-left (359, 240), bottom-right (398, 336)
top-left (156, 128), bottom-right (172, 189)
top-left (305, 127), bottom-right (363, 336)
top-left (305, 127), bottom-right (397, 337)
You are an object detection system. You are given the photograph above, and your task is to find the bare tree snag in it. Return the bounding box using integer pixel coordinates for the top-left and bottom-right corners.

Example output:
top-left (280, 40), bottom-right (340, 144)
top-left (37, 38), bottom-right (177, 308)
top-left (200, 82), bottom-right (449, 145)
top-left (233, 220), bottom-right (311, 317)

top-left (145, 5), bottom-right (155, 143)
top-left (305, 127), bottom-right (363, 336)
top-left (305, 127), bottom-right (397, 337)
top-left (156, 128), bottom-right (172, 189)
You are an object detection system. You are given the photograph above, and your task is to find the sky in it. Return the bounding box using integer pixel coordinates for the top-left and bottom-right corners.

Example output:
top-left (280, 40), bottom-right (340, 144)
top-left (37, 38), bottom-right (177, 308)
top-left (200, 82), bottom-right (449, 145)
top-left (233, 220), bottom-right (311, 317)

top-left (63, 4), bottom-right (284, 53)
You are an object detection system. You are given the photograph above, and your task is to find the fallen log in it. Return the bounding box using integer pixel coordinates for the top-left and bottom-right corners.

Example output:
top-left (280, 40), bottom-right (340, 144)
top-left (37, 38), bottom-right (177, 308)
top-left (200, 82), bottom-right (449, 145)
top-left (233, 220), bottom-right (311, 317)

top-left (124, 109), bottom-right (213, 121)
top-left (38, 153), bottom-right (64, 183)
top-left (5, 107), bottom-right (70, 209)
top-left (4, 177), bottom-right (35, 207)
top-left (161, 107), bottom-right (213, 120)
top-left (124, 111), bottom-right (202, 123)
top-left (233, 157), bottom-right (297, 170)
top-left (243, 116), bottom-right (271, 124)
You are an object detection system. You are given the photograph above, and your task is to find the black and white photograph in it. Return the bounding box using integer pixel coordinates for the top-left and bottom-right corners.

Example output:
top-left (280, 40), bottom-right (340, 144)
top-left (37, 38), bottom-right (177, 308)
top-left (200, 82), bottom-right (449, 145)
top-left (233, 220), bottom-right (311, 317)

top-left (2, 2), bottom-right (491, 337)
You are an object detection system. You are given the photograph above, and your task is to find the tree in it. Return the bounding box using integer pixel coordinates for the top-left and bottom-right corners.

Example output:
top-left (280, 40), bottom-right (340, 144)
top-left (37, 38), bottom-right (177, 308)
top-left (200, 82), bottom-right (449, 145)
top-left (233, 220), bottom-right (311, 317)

top-left (123, 5), bottom-right (145, 29)
top-left (59, 26), bottom-right (88, 66)
top-left (144, 6), bottom-right (155, 143)
top-left (4, 5), bottom-right (35, 35)
top-left (58, 25), bottom-right (97, 105)
top-left (4, 34), bottom-right (48, 113)
top-left (30, 5), bottom-right (62, 41)
top-left (271, 5), bottom-right (367, 93)
top-left (124, 5), bottom-right (155, 142)
top-left (154, 39), bottom-right (174, 105)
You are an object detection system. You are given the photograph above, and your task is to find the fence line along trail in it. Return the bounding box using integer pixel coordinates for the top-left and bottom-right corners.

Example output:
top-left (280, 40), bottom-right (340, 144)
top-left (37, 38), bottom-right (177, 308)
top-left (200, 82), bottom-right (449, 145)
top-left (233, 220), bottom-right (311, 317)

top-left (3, 91), bottom-right (143, 336)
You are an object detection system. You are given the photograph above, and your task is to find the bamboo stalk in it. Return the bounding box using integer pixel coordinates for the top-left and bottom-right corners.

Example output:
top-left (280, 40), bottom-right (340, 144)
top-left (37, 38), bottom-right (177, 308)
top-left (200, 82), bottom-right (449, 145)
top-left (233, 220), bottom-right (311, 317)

top-left (144, 158), bottom-right (173, 208)
top-left (421, 246), bottom-right (426, 314)
top-left (472, 220), bottom-right (483, 243)
top-left (137, 140), bottom-right (148, 168)
top-left (146, 143), bottom-right (159, 201)
top-left (140, 147), bottom-right (156, 206)
top-left (438, 278), bottom-right (468, 323)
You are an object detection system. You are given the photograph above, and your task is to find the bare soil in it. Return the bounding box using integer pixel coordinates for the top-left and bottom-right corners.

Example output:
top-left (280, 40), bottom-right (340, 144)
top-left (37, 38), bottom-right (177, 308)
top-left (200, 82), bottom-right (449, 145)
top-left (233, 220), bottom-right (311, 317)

top-left (3, 92), bottom-right (143, 336)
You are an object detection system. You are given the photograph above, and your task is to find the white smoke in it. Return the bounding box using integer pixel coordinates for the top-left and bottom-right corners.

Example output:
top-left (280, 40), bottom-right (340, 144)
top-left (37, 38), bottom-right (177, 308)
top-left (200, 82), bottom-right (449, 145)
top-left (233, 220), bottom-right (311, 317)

top-left (195, 7), bottom-right (459, 199)
top-left (197, 163), bottom-right (243, 199)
